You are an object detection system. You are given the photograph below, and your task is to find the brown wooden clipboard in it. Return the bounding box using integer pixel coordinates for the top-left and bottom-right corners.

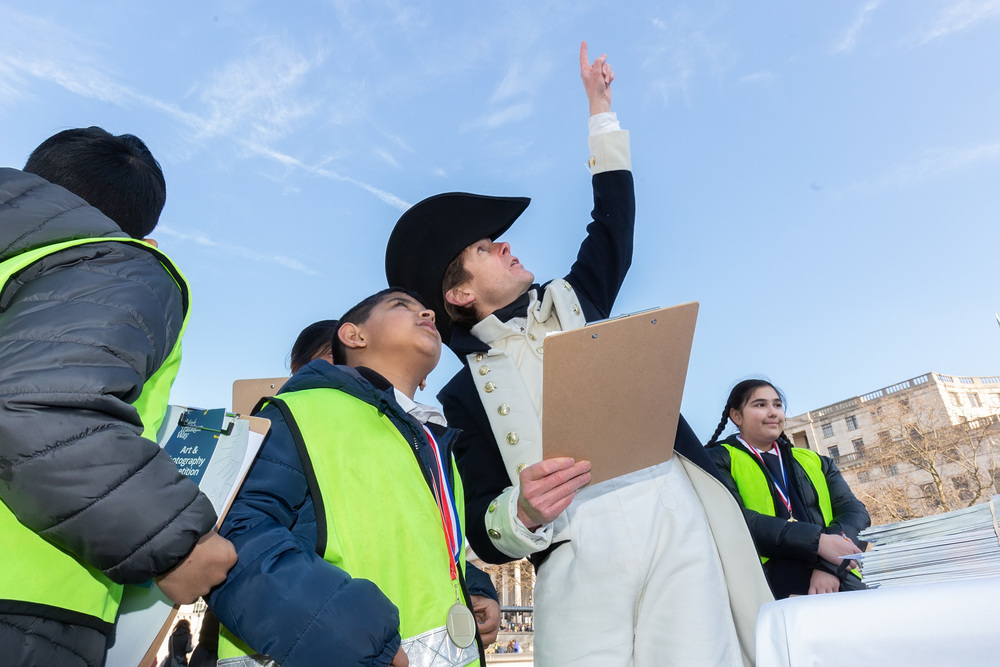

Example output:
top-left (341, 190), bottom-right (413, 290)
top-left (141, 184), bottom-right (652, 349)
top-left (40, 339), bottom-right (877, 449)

top-left (232, 377), bottom-right (289, 416)
top-left (542, 302), bottom-right (698, 484)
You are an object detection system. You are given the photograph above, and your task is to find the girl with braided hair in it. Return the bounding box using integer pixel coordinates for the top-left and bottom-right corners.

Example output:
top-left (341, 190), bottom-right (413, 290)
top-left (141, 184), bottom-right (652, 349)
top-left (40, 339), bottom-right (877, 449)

top-left (706, 379), bottom-right (871, 599)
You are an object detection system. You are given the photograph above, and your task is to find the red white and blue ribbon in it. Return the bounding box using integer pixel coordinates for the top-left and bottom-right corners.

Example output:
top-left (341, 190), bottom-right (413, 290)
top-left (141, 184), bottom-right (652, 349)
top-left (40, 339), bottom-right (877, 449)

top-left (737, 435), bottom-right (793, 516)
top-left (423, 425), bottom-right (463, 579)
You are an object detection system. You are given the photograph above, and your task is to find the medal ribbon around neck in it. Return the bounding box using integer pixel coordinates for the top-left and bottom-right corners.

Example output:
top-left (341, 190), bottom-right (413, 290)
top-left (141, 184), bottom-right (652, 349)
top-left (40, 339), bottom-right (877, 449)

top-left (422, 424), bottom-right (462, 579)
top-left (736, 435), bottom-right (793, 516)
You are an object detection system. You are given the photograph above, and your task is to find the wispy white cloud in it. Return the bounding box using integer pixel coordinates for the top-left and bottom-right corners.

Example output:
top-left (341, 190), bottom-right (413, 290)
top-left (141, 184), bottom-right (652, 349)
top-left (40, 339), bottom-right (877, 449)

top-left (0, 59), bottom-right (27, 109)
top-left (489, 59), bottom-right (554, 105)
top-left (375, 148), bottom-right (401, 169)
top-left (833, 0), bottom-right (882, 53)
top-left (643, 9), bottom-right (736, 107)
top-left (461, 103), bottom-right (534, 132)
top-left (156, 225), bottom-right (322, 276)
top-left (243, 142), bottom-right (411, 210)
top-left (191, 39), bottom-right (325, 144)
top-left (850, 141), bottom-right (1000, 192)
top-left (920, 0), bottom-right (1000, 42)
top-left (738, 70), bottom-right (776, 84)
top-left (885, 142), bottom-right (1000, 184)
top-left (457, 55), bottom-right (553, 131)
top-left (0, 9), bottom-right (411, 211)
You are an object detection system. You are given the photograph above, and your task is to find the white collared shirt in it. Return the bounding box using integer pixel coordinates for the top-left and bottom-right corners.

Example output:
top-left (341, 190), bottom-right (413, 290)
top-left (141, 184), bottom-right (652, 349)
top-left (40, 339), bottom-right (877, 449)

top-left (393, 388), bottom-right (448, 428)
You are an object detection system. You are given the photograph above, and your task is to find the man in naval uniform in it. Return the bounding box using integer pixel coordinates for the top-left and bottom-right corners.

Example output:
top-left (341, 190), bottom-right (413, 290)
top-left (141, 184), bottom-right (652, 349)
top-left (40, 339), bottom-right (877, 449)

top-left (385, 42), bottom-right (771, 666)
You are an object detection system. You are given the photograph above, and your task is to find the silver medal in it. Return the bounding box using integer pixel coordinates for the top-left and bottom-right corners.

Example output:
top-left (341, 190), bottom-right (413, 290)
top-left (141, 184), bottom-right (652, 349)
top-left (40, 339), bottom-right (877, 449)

top-left (446, 602), bottom-right (477, 648)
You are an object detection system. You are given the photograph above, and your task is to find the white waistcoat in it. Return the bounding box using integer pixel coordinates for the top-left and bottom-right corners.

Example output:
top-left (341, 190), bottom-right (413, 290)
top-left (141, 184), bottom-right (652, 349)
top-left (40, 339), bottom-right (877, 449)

top-left (467, 278), bottom-right (587, 485)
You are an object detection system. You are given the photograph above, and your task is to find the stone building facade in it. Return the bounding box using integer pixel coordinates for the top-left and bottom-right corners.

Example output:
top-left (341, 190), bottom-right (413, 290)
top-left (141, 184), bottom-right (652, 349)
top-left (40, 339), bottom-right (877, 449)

top-left (784, 372), bottom-right (1000, 522)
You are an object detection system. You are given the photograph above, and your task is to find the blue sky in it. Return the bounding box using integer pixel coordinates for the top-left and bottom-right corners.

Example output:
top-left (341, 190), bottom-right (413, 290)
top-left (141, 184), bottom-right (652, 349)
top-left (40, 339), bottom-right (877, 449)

top-left (2, 1), bottom-right (999, 442)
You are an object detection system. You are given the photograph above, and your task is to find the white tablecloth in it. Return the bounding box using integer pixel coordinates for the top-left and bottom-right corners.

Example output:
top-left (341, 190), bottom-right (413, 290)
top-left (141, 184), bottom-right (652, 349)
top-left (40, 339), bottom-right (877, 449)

top-left (755, 576), bottom-right (1000, 666)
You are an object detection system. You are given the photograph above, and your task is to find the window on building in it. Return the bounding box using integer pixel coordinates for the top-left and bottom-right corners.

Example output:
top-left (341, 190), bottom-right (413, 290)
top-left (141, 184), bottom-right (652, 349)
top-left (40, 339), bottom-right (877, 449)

top-left (882, 464), bottom-right (898, 477)
top-left (951, 392), bottom-right (962, 406)
top-left (968, 393), bottom-right (982, 407)
top-left (878, 430), bottom-right (891, 443)
top-left (951, 475), bottom-right (976, 502)
top-left (857, 470), bottom-right (871, 483)
top-left (920, 482), bottom-right (942, 507)
top-left (851, 438), bottom-right (865, 457)
top-left (846, 415), bottom-right (858, 431)
top-left (822, 423), bottom-right (834, 438)
top-left (991, 394), bottom-right (1000, 407)
top-left (828, 445), bottom-right (840, 459)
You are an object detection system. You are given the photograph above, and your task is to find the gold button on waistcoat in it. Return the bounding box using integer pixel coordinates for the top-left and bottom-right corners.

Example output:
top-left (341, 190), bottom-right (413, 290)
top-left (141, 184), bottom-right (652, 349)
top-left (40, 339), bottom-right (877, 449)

top-left (484, 381), bottom-right (496, 393)
top-left (497, 403), bottom-right (510, 416)
top-left (536, 346), bottom-right (544, 354)
top-left (516, 463), bottom-right (527, 475)
top-left (506, 432), bottom-right (519, 445)
top-left (488, 501), bottom-right (498, 513)
top-left (563, 283), bottom-right (572, 291)
top-left (573, 305), bottom-right (581, 315)
top-left (474, 352), bottom-right (484, 362)
top-left (479, 365), bottom-right (490, 376)
top-left (527, 333), bottom-right (536, 341)
top-left (488, 529), bottom-right (502, 539)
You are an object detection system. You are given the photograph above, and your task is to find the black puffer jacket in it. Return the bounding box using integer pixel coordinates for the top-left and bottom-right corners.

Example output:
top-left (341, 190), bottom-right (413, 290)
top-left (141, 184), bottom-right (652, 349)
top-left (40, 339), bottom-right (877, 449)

top-left (0, 169), bottom-right (215, 591)
top-left (707, 435), bottom-right (870, 597)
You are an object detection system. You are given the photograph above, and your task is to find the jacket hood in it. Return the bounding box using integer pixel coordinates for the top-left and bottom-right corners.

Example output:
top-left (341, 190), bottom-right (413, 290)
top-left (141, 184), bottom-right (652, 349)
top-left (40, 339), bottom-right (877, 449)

top-left (0, 168), bottom-right (126, 263)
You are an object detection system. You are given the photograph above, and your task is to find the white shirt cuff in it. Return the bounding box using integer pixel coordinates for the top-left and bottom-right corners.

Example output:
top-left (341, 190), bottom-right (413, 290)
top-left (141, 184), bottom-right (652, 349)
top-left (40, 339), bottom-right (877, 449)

top-left (483, 486), bottom-right (553, 559)
top-left (588, 111), bottom-right (621, 136)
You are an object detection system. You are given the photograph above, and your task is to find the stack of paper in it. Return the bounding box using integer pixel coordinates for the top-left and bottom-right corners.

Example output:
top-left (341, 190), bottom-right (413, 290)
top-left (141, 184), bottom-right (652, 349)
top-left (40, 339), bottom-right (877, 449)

top-left (855, 496), bottom-right (1000, 588)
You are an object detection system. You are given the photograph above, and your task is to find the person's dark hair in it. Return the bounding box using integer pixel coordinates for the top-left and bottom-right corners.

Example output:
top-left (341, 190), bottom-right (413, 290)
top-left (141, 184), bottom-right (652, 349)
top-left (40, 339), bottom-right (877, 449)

top-left (332, 287), bottom-right (429, 365)
top-left (441, 251), bottom-right (479, 326)
top-left (707, 379), bottom-right (790, 446)
top-left (24, 126), bottom-right (166, 239)
top-left (290, 319), bottom-right (339, 374)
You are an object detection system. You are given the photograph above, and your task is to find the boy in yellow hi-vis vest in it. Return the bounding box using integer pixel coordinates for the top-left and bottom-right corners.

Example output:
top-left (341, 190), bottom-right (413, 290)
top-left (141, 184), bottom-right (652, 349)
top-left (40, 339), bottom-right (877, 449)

top-left (0, 128), bottom-right (235, 667)
top-left (209, 288), bottom-right (497, 667)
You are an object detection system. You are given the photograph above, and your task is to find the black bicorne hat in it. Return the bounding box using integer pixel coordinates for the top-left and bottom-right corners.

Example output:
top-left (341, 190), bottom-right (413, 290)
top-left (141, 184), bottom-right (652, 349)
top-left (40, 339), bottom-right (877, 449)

top-left (385, 192), bottom-right (530, 343)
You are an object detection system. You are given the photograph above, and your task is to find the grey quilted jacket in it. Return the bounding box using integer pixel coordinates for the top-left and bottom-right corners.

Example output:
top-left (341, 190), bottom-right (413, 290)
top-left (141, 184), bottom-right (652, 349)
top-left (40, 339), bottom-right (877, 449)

top-left (0, 167), bottom-right (216, 588)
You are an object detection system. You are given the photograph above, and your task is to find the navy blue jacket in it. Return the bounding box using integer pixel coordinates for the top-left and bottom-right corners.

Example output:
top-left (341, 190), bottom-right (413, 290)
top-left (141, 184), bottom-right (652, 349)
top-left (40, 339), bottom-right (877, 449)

top-left (438, 168), bottom-right (727, 565)
top-left (208, 362), bottom-right (496, 667)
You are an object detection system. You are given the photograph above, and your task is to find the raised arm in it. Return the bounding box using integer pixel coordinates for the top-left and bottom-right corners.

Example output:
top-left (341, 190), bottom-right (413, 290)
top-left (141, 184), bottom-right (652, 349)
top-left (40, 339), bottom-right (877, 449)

top-left (565, 42), bottom-right (634, 319)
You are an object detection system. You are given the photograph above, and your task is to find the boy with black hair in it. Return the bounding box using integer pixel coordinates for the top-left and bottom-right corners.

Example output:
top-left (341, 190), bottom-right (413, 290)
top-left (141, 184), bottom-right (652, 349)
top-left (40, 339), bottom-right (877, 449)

top-left (24, 126), bottom-right (167, 239)
top-left (209, 288), bottom-right (497, 667)
top-left (0, 127), bottom-right (234, 666)
top-left (385, 43), bottom-right (772, 665)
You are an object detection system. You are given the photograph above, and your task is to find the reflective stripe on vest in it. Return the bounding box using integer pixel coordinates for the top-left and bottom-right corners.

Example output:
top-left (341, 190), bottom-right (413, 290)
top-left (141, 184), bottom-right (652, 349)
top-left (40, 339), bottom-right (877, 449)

top-left (721, 444), bottom-right (833, 564)
top-left (218, 388), bottom-right (478, 666)
top-left (0, 237), bottom-right (190, 632)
